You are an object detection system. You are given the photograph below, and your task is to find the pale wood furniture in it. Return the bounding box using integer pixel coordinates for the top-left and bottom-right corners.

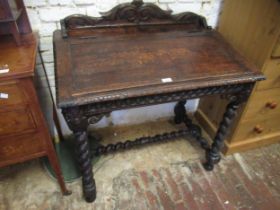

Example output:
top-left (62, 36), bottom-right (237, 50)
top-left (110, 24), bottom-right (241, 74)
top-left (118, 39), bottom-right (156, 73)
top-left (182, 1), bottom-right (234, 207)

top-left (0, 33), bottom-right (69, 195)
top-left (196, 0), bottom-right (280, 154)
top-left (54, 0), bottom-right (263, 202)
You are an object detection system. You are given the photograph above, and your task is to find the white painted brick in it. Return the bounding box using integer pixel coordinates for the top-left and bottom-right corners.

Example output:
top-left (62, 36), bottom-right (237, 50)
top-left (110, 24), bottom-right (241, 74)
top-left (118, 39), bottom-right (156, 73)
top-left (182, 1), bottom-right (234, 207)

top-left (178, 0), bottom-right (195, 2)
top-left (39, 22), bottom-right (57, 36)
top-left (24, 0), bottom-right (47, 7)
top-left (41, 51), bottom-right (54, 63)
top-left (119, 0), bottom-right (157, 2)
top-left (159, 0), bottom-right (176, 3)
top-left (144, 0), bottom-right (157, 2)
top-left (49, 0), bottom-right (74, 6)
top-left (206, 14), bottom-right (218, 27)
top-left (45, 63), bottom-right (55, 76)
top-left (26, 9), bottom-right (41, 31)
top-left (94, 0), bottom-right (118, 12)
top-left (74, 0), bottom-right (94, 5)
top-left (118, 0), bottom-right (134, 3)
top-left (168, 2), bottom-right (202, 14)
top-left (39, 36), bottom-right (53, 51)
top-left (86, 5), bottom-right (101, 17)
top-left (39, 7), bottom-right (86, 22)
top-left (157, 3), bottom-right (169, 11)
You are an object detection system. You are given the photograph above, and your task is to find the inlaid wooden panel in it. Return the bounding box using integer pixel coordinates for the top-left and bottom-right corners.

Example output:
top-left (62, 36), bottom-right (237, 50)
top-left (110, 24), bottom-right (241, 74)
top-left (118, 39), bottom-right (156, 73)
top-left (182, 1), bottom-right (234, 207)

top-left (0, 106), bottom-right (37, 137)
top-left (257, 59), bottom-right (280, 90)
top-left (0, 80), bottom-right (27, 106)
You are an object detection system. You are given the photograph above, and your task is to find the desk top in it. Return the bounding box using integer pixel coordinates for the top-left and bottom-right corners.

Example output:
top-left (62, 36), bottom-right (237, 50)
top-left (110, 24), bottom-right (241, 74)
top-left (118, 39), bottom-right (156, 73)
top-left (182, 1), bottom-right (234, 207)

top-left (54, 1), bottom-right (264, 108)
top-left (0, 33), bottom-right (37, 81)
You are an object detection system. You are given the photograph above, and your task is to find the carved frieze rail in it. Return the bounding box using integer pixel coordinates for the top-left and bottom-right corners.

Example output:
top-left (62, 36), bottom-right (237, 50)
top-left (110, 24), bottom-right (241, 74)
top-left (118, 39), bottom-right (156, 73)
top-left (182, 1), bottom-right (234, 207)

top-left (65, 83), bottom-right (252, 118)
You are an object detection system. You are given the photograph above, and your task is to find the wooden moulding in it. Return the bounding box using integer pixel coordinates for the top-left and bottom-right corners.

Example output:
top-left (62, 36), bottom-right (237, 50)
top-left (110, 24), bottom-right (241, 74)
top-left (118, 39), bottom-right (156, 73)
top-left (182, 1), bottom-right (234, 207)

top-left (60, 0), bottom-right (209, 38)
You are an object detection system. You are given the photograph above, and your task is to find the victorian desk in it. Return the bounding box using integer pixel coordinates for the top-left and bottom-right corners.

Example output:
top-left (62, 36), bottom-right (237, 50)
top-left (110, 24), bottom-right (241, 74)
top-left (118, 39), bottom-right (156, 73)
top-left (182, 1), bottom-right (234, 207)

top-left (53, 0), bottom-right (264, 202)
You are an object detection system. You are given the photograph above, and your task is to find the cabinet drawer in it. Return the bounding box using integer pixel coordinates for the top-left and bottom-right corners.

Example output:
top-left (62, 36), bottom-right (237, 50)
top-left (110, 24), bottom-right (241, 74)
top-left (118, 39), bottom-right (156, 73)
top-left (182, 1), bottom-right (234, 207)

top-left (243, 88), bottom-right (280, 120)
top-left (257, 59), bottom-right (280, 90)
top-left (0, 106), bottom-right (37, 137)
top-left (233, 114), bottom-right (280, 142)
top-left (0, 133), bottom-right (44, 163)
top-left (0, 81), bottom-right (27, 106)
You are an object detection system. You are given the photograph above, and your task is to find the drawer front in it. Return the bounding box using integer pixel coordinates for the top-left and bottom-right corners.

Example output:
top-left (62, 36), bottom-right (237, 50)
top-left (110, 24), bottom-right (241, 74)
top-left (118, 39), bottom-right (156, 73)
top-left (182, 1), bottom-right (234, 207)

top-left (0, 133), bottom-right (44, 163)
top-left (243, 88), bottom-right (280, 120)
top-left (232, 114), bottom-right (280, 142)
top-left (0, 106), bottom-right (37, 137)
top-left (257, 59), bottom-right (280, 90)
top-left (0, 81), bottom-right (27, 106)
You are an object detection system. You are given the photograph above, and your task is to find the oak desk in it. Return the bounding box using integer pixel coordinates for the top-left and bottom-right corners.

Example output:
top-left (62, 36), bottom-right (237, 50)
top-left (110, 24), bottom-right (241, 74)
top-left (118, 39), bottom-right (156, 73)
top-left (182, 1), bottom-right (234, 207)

top-left (53, 0), bottom-right (264, 202)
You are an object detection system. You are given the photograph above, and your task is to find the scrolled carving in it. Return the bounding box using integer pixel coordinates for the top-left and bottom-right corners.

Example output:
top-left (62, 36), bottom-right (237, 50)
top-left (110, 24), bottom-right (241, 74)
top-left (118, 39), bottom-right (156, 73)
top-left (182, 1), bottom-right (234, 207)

top-left (61, 0), bottom-right (209, 37)
top-left (62, 107), bottom-right (105, 132)
top-left (101, 0), bottom-right (172, 22)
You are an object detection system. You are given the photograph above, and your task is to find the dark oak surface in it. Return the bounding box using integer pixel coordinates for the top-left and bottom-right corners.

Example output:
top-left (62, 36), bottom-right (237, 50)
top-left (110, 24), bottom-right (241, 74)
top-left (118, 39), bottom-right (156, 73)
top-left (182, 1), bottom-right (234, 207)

top-left (54, 29), bottom-right (263, 108)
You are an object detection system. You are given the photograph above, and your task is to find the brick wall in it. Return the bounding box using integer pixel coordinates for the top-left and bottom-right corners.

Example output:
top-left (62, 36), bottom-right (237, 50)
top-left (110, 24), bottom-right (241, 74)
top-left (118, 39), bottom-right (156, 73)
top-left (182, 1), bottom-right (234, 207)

top-left (24, 0), bottom-right (223, 136)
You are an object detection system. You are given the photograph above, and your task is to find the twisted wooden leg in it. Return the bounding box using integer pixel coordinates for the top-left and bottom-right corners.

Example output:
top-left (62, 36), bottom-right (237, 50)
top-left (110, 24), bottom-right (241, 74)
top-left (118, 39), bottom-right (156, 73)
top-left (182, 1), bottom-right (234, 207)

top-left (203, 100), bottom-right (240, 171)
top-left (74, 131), bottom-right (96, 202)
top-left (62, 108), bottom-right (104, 202)
top-left (202, 81), bottom-right (255, 171)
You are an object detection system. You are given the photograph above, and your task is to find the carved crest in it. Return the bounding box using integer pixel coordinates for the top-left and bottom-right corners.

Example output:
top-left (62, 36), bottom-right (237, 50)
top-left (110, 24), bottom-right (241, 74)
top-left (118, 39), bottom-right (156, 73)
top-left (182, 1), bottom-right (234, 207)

top-left (101, 0), bottom-right (172, 22)
top-left (61, 0), bottom-right (209, 37)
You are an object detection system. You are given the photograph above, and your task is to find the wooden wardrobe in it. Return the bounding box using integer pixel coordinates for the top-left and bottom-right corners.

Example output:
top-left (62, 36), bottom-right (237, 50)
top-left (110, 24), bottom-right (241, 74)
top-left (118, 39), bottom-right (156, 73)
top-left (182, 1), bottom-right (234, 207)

top-left (196, 0), bottom-right (280, 154)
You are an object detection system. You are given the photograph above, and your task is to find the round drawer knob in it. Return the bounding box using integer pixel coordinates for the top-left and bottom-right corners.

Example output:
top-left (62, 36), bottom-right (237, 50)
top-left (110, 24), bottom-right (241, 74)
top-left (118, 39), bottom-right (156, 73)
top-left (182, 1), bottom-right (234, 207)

top-left (254, 125), bottom-right (264, 134)
top-left (266, 101), bottom-right (277, 109)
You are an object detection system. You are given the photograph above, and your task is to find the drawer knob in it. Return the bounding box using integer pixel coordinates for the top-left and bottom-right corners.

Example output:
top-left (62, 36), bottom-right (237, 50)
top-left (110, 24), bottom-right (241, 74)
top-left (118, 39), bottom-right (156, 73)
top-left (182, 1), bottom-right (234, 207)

top-left (254, 125), bottom-right (264, 134)
top-left (266, 101), bottom-right (277, 109)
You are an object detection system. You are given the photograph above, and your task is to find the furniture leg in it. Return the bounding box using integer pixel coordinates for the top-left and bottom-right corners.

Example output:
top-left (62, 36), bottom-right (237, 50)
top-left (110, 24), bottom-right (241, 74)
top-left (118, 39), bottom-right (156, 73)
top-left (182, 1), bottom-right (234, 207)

top-left (174, 100), bottom-right (209, 149)
top-left (62, 108), bottom-right (104, 202)
top-left (174, 100), bottom-right (187, 124)
top-left (47, 151), bottom-right (71, 195)
top-left (74, 130), bottom-right (96, 202)
top-left (203, 87), bottom-right (252, 171)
